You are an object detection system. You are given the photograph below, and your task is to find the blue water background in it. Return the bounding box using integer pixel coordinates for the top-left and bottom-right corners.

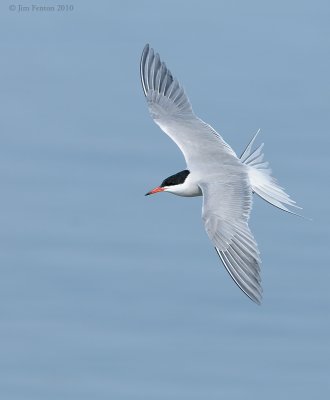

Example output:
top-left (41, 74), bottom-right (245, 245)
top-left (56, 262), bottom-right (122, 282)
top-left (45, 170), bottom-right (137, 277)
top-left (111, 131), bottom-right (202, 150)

top-left (0, 1), bottom-right (329, 399)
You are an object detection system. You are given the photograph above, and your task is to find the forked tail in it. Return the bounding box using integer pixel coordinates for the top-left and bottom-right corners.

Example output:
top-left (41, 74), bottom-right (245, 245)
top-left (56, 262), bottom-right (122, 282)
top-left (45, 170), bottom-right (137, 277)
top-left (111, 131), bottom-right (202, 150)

top-left (240, 130), bottom-right (302, 216)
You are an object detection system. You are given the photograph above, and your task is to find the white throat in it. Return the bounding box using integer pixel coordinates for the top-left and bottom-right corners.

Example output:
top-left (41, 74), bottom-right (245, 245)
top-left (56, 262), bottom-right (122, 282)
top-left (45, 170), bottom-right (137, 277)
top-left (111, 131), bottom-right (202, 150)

top-left (165, 173), bottom-right (202, 197)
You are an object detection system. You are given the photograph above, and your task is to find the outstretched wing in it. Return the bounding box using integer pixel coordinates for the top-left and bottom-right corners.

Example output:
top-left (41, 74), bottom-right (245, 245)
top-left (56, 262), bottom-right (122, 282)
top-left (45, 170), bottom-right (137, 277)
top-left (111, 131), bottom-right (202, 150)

top-left (140, 44), bottom-right (238, 174)
top-left (200, 177), bottom-right (263, 304)
top-left (141, 44), bottom-right (262, 304)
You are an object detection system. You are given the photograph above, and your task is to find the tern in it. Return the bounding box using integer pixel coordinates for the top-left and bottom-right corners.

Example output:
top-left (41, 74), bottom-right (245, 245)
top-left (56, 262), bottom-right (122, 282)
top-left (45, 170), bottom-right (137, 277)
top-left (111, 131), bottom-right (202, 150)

top-left (141, 44), bottom-right (301, 304)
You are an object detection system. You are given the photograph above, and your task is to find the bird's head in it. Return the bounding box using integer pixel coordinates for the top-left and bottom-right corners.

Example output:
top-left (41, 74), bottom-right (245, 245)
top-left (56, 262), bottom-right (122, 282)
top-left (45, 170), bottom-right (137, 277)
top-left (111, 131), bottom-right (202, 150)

top-left (145, 170), bottom-right (190, 196)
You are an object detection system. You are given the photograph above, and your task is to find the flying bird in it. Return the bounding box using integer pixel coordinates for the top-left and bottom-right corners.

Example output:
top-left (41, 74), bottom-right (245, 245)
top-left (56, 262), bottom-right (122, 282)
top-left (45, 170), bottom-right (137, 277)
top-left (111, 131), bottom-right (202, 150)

top-left (141, 44), bottom-right (301, 304)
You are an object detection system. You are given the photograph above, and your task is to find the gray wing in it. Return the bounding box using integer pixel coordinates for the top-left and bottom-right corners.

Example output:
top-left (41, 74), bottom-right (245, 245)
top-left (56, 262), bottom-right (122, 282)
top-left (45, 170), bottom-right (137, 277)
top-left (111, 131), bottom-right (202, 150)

top-left (141, 44), bottom-right (262, 304)
top-left (201, 177), bottom-right (263, 304)
top-left (140, 44), bottom-right (239, 174)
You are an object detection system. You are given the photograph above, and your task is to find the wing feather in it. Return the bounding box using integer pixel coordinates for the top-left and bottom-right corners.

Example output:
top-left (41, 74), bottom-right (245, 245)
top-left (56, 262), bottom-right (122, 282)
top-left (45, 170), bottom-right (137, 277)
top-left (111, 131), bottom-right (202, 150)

top-left (140, 44), bottom-right (238, 172)
top-left (201, 179), bottom-right (263, 304)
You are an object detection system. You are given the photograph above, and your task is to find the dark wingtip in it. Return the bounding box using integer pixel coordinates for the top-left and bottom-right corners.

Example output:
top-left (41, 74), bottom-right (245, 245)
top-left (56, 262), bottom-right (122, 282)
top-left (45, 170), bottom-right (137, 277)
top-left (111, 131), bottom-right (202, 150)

top-left (140, 44), bottom-right (151, 97)
top-left (215, 247), bottom-right (263, 306)
top-left (142, 43), bottom-right (150, 57)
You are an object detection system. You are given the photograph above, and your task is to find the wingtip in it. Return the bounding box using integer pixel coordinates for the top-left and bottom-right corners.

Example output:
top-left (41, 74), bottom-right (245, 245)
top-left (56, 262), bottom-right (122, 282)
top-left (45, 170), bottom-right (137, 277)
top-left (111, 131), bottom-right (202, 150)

top-left (140, 44), bottom-right (151, 97)
top-left (215, 247), bottom-right (263, 306)
top-left (248, 290), bottom-right (262, 305)
top-left (250, 292), bottom-right (262, 305)
top-left (254, 297), bottom-right (262, 306)
top-left (141, 44), bottom-right (150, 61)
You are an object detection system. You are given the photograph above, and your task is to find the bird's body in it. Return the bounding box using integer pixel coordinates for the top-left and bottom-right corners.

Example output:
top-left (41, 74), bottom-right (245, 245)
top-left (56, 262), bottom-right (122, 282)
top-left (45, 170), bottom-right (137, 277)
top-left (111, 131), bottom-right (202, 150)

top-left (141, 44), bottom-right (301, 304)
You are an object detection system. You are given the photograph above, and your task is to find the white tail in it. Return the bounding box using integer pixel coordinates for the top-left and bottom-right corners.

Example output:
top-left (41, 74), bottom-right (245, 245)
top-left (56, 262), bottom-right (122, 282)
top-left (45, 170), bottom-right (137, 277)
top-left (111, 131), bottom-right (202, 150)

top-left (240, 130), bottom-right (302, 216)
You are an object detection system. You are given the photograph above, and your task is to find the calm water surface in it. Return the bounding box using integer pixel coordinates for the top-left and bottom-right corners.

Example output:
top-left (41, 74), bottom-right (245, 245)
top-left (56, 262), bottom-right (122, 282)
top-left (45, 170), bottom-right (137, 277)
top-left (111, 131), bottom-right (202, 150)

top-left (0, 1), bottom-right (329, 399)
